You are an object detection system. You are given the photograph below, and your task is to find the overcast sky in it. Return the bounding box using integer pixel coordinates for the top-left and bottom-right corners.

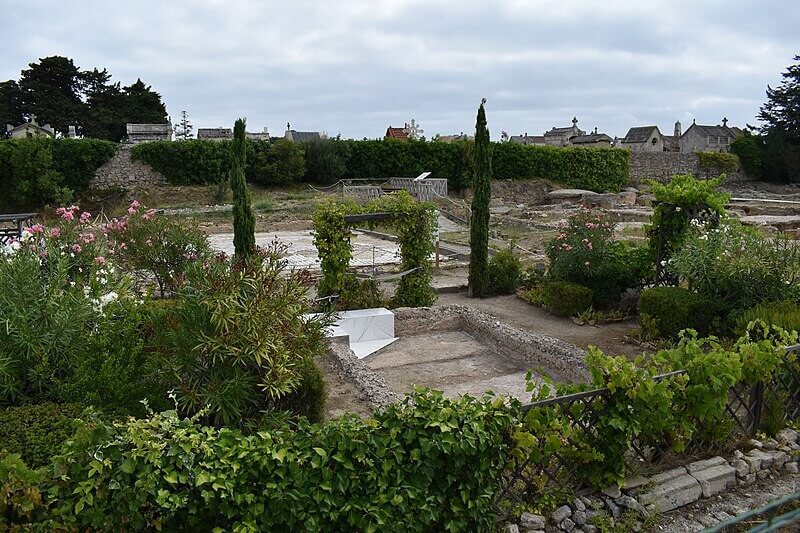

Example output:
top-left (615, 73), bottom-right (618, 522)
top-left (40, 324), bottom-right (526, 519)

top-left (3, 0), bottom-right (798, 139)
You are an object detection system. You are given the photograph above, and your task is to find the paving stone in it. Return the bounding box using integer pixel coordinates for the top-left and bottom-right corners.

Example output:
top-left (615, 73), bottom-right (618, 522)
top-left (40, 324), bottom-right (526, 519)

top-left (691, 464), bottom-right (736, 498)
top-left (519, 513), bottom-right (546, 530)
top-left (638, 474), bottom-right (702, 512)
top-left (687, 456), bottom-right (727, 474)
top-left (552, 505), bottom-right (572, 523)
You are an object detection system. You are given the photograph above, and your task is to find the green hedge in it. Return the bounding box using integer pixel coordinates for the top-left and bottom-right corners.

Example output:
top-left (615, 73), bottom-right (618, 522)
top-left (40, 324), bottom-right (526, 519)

top-left (40, 391), bottom-right (511, 531)
top-left (541, 281), bottom-right (593, 316)
top-left (132, 139), bottom-right (631, 192)
top-left (0, 138), bottom-right (116, 209)
top-left (639, 287), bottom-right (720, 339)
top-left (0, 403), bottom-right (86, 468)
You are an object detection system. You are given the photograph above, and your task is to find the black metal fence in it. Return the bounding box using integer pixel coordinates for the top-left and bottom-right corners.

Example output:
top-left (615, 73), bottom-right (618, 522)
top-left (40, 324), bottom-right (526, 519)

top-left (496, 345), bottom-right (800, 515)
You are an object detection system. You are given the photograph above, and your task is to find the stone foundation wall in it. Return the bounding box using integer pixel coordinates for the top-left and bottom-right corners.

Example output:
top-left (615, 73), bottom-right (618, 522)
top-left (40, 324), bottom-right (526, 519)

top-left (629, 152), bottom-right (750, 184)
top-left (90, 144), bottom-right (167, 190)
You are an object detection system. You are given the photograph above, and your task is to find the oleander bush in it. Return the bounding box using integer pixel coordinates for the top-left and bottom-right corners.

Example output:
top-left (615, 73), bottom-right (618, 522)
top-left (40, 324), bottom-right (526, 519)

top-left (540, 281), bottom-right (593, 317)
top-left (638, 286), bottom-right (720, 339)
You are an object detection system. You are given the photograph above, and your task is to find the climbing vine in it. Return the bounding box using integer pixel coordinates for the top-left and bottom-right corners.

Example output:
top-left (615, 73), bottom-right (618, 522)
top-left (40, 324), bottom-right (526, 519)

top-left (312, 191), bottom-right (437, 308)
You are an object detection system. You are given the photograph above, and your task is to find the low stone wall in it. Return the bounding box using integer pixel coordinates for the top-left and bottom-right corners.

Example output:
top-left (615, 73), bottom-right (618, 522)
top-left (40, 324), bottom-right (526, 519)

top-left (324, 340), bottom-right (400, 410)
top-left (90, 144), bottom-right (167, 190)
top-left (629, 152), bottom-right (750, 184)
top-left (394, 305), bottom-right (589, 383)
top-left (503, 428), bottom-right (800, 533)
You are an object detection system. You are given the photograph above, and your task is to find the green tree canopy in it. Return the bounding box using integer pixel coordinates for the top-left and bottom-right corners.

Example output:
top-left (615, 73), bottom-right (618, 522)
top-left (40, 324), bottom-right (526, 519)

top-left (0, 80), bottom-right (24, 135)
top-left (19, 56), bottom-right (85, 136)
top-left (759, 54), bottom-right (800, 139)
top-left (123, 79), bottom-right (168, 126)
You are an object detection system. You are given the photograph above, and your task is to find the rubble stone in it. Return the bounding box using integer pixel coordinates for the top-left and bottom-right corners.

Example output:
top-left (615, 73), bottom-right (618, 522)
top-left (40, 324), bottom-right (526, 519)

top-left (519, 513), bottom-right (546, 530)
top-left (552, 505), bottom-right (572, 524)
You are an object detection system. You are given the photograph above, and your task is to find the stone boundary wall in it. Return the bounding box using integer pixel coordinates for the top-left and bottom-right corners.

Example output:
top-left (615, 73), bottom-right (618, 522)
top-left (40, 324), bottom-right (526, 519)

top-left (323, 340), bottom-right (400, 410)
top-left (629, 152), bottom-right (750, 185)
top-left (90, 144), bottom-right (167, 190)
top-left (503, 428), bottom-right (800, 533)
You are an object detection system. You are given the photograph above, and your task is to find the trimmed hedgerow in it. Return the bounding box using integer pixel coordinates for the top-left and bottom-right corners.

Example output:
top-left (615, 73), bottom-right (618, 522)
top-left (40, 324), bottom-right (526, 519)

top-left (639, 286), bottom-right (720, 339)
top-left (541, 281), bottom-right (593, 317)
top-left (0, 403), bottom-right (86, 468)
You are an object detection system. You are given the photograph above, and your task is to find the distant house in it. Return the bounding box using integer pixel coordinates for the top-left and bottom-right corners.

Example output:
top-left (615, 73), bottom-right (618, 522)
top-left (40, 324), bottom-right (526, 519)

top-left (436, 133), bottom-right (473, 143)
top-left (679, 118), bottom-right (743, 153)
top-left (544, 117), bottom-right (585, 147)
top-left (246, 127), bottom-right (270, 141)
top-left (284, 123), bottom-right (325, 142)
top-left (509, 133), bottom-right (546, 146)
top-left (6, 115), bottom-right (55, 139)
top-left (126, 123), bottom-right (172, 144)
top-left (385, 126), bottom-right (409, 141)
top-left (197, 128), bottom-right (233, 140)
top-left (571, 130), bottom-right (613, 148)
top-left (620, 126), bottom-right (665, 152)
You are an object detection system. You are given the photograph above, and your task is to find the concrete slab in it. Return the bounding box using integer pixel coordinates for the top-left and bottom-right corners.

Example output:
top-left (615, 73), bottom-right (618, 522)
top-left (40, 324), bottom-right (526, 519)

top-left (692, 464), bottom-right (736, 498)
top-left (639, 474), bottom-right (702, 512)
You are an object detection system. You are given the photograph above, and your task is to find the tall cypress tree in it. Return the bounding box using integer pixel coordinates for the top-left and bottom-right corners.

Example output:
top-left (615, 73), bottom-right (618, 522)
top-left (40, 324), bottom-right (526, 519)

top-left (231, 118), bottom-right (255, 258)
top-left (469, 99), bottom-right (491, 297)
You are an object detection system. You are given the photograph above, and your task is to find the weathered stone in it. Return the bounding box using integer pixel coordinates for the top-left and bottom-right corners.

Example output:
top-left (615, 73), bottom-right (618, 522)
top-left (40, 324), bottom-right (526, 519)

top-left (552, 505), bottom-right (572, 524)
top-left (776, 428), bottom-right (799, 445)
top-left (733, 449), bottom-right (745, 460)
top-left (687, 456), bottom-right (727, 474)
top-left (732, 459), bottom-right (750, 478)
top-left (603, 498), bottom-right (622, 520)
top-left (621, 475), bottom-right (650, 491)
top-left (560, 517), bottom-right (575, 532)
top-left (757, 470), bottom-right (770, 480)
top-left (616, 495), bottom-right (647, 516)
top-left (763, 438), bottom-right (779, 451)
top-left (638, 474), bottom-right (702, 512)
top-left (519, 513), bottom-right (546, 530)
top-left (548, 189), bottom-right (599, 201)
top-left (582, 525), bottom-right (598, 533)
top-left (572, 510), bottom-right (587, 526)
top-left (749, 439), bottom-right (764, 449)
top-left (649, 466), bottom-right (687, 485)
top-left (573, 498), bottom-right (586, 512)
top-left (691, 464), bottom-right (736, 498)
top-left (769, 450), bottom-right (789, 467)
top-left (501, 523), bottom-right (520, 533)
top-left (786, 462), bottom-right (799, 474)
top-left (744, 449), bottom-right (773, 471)
top-left (601, 485), bottom-right (621, 499)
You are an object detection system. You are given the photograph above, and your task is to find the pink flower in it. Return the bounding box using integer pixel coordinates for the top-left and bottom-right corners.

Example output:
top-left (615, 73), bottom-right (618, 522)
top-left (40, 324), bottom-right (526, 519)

top-left (564, 244), bottom-right (573, 252)
top-left (71, 243), bottom-right (82, 253)
top-left (80, 211), bottom-right (92, 224)
top-left (118, 242), bottom-right (127, 250)
top-left (587, 242), bottom-right (593, 251)
top-left (127, 200), bottom-right (141, 215)
top-left (39, 249), bottom-right (48, 258)
top-left (557, 233), bottom-right (566, 240)
top-left (28, 224), bottom-right (45, 234)
top-left (62, 211), bottom-right (74, 221)
top-left (82, 232), bottom-right (95, 244)
top-left (50, 227), bottom-right (61, 237)
top-left (28, 244), bottom-right (37, 253)
top-left (94, 256), bottom-right (106, 265)
top-left (142, 208), bottom-right (157, 220)
top-left (184, 252), bottom-right (198, 261)
top-left (55, 207), bottom-right (66, 216)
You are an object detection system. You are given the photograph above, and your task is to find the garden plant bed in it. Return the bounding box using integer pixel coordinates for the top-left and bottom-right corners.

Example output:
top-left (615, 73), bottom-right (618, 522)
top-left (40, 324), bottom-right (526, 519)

top-left (324, 305), bottom-right (588, 412)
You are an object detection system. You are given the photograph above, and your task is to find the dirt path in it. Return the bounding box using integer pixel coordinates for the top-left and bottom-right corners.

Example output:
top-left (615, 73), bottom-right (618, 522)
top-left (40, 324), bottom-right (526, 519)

top-left (434, 292), bottom-right (646, 359)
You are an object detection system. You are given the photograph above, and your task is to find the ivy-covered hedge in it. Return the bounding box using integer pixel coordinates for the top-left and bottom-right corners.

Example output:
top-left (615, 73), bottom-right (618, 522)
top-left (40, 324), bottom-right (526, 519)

top-left (10, 391), bottom-right (512, 531)
top-left (131, 138), bottom-right (631, 192)
top-left (0, 138), bottom-right (117, 209)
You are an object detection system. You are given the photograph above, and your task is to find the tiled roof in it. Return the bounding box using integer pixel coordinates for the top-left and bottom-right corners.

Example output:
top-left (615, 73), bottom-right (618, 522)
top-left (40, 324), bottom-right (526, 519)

top-left (386, 127), bottom-right (408, 140)
top-left (571, 133), bottom-right (612, 144)
top-left (689, 124), bottom-right (743, 138)
top-left (622, 126), bottom-right (660, 143)
top-left (289, 130), bottom-right (322, 142)
top-left (509, 135), bottom-right (546, 145)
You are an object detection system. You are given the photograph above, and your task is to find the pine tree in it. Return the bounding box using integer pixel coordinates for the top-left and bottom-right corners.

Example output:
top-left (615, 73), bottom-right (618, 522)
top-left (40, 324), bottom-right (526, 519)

top-left (469, 99), bottom-right (492, 297)
top-left (759, 55), bottom-right (800, 139)
top-left (174, 110), bottom-right (193, 140)
top-left (231, 118), bottom-right (255, 258)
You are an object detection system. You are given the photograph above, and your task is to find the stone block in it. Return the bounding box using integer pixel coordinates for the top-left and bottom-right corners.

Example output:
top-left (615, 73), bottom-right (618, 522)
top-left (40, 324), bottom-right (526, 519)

top-left (744, 449), bottom-right (773, 471)
top-left (572, 510), bottom-right (587, 525)
top-left (732, 459), bottom-right (750, 478)
top-left (687, 456), bottom-right (727, 474)
top-left (776, 428), bottom-right (799, 445)
top-left (691, 464), bottom-right (736, 498)
top-left (769, 450), bottom-right (789, 468)
top-left (552, 505), bottom-right (572, 524)
top-left (757, 470), bottom-right (770, 480)
top-left (560, 517), bottom-right (575, 532)
top-left (638, 474), bottom-right (702, 512)
top-left (519, 513), bottom-right (546, 530)
top-left (621, 475), bottom-right (650, 491)
top-left (649, 466), bottom-right (687, 485)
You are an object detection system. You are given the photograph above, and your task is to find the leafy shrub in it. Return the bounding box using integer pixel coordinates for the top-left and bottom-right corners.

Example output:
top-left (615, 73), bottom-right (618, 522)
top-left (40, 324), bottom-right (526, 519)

top-left (0, 138), bottom-right (116, 209)
top-left (303, 138), bottom-right (349, 184)
top-left (131, 139), bottom-right (229, 184)
top-left (735, 300), bottom-right (800, 336)
top-left (695, 151), bottom-right (739, 178)
top-left (45, 391), bottom-right (512, 531)
top-left (0, 452), bottom-right (46, 527)
top-left (274, 357), bottom-right (327, 423)
top-left (730, 131), bottom-right (765, 179)
top-left (249, 139), bottom-right (305, 186)
top-left (546, 209), bottom-right (645, 307)
top-left (638, 287), bottom-right (720, 338)
top-left (148, 247), bottom-right (328, 427)
top-left (0, 403), bottom-right (85, 468)
top-left (541, 281), bottom-right (593, 316)
top-left (488, 247), bottom-right (522, 295)
top-left (335, 275), bottom-right (385, 311)
top-left (671, 220), bottom-right (800, 311)
top-left (106, 201), bottom-right (212, 296)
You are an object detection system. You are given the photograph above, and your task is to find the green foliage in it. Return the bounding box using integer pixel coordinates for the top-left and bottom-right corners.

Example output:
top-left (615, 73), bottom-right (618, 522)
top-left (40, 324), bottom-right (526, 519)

top-left (695, 151), bottom-right (739, 178)
top-left (0, 403), bottom-right (85, 468)
top-left (0, 452), bottom-right (46, 527)
top-left (638, 286), bottom-right (720, 339)
top-left (731, 131), bottom-right (765, 179)
top-left (0, 137), bottom-right (116, 209)
top-left (758, 54), bottom-right (800, 140)
top-left (469, 101), bottom-right (492, 298)
top-left (248, 138), bottom-right (306, 186)
top-left (491, 142), bottom-right (630, 192)
top-left (646, 173), bottom-right (729, 273)
top-left (147, 249), bottom-right (327, 428)
top-left (303, 138), bottom-right (349, 184)
top-left (735, 300), bottom-right (800, 336)
top-left (274, 357), bottom-right (328, 423)
top-left (313, 192), bottom-right (437, 308)
top-left (488, 246), bottom-right (522, 295)
top-left (541, 281), bottom-right (593, 317)
top-left (335, 275), bottom-right (385, 311)
top-left (131, 139), bottom-right (230, 184)
top-left (43, 390), bottom-right (512, 531)
top-left (231, 118), bottom-right (255, 258)
top-left (671, 220), bottom-right (800, 311)
top-left (546, 209), bottom-right (647, 307)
